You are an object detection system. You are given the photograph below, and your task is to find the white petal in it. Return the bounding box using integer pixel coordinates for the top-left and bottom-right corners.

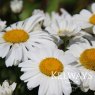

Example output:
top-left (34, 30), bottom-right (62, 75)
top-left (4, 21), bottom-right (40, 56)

top-left (91, 3), bottom-right (95, 13)
top-left (0, 32), bottom-right (6, 43)
top-left (11, 82), bottom-right (17, 91)
top-left (46, 79), bottom-right (60, 95)
top-left (0, 43), bottom-right (11, 58)
top-left (21, 68), bottom-right (38, 72)
top-left (23, 14), bottom-right (44, 32)
top-left (62, 51), bottom-right (76, 65)
top-left (79, 68), bottom-right (90, 92)
top-left (19, 60), bottom-right (38, 68)
top-left (27, 74), bottom-right (41, 90)
top-left (5, 26), bottom-right (12, 31)
top-left (2, 80), bottom-right (9, 87)
top-left (60, 8), bottom-right (71, 17)
top-left (93, 26), bottom-right (95, 34)
top-left (65, 66), bottom-right (81, 85)
top-left (80, 9), bottom-right (92, 18)
top-left (89, 72), bottom-right (95, 90)
top-left (38, 78), bottom-right (49, 95)
top-left (13, 44), bottom-right (22, 65)
top-left (61, 76), bottom-right (72, 95)
top-left (16, 21), bottom-right (24, 29)
top-left (5, 46), bottom-right (16, 67)
top-left (80, 22), bottom-right (92, 29)
top-left (10, 23), bottom-right (17, 29)
top-left (21, 44), bottom-right (28, 61)
top-left (68, 44), bottom-right (84, 58)
top-left (20, 70), bottom-right (39, 80)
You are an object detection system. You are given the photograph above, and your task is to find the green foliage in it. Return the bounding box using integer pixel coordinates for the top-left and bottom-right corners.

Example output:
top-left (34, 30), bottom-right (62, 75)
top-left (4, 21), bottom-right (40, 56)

top-left (46, 0), bottom-right (61, 13)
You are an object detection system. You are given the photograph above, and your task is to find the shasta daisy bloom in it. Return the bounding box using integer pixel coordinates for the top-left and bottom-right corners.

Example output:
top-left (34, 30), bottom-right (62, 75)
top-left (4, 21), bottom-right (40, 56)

top-left (68, 42), bottom-right (95, 92)
top-left (0, 14), bottom-right (57, 67)
top-left (10, 0), bottom-right (23, 13)
top-left (19, 47), bottom-right (81, 95)
top-left (46, 15), bottom-right (81, 37)
top-left (32, 9), bottom-right (73, 45)
top-left (73, 3), bottom-right (95, 34)
top-left (0, 80), bottom-right (16, 95)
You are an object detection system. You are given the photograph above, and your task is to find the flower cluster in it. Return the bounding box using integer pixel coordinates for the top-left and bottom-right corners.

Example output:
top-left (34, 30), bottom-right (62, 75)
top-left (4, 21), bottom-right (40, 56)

top-left (1, 2), bottom-right (95, 95)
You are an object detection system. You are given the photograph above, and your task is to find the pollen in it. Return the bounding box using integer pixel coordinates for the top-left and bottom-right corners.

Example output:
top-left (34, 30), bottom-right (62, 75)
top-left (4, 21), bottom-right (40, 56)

top-left (79, 48), bottom-right (95, 71)
top-left (89, 14), bottom-right (95, 25)
top-left (3, 29), bottom-right (29, 43)
top-left (39, 57), bottom-right (64, 76)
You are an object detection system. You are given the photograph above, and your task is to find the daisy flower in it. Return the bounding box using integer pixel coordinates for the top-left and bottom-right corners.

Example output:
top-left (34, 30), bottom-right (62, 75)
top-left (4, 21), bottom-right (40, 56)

top-left (19, 47), bottom-right (81, 95)
top-left (10, 0), bottom-right (23, 13)
top-left (68, 42), bottom-right (95, 92)
top-left (32, 9), bottom-right (74, 45)
top-left (0, 14), bottom-right (57, 67)
top-left (0, 80), bottom-right (16, 95)
top-left (73, 3), bottom-right (95, 34)
top-left (33, 10), bottom-right (89, 48)
top-left (46, 15), bottom-right (81, 37)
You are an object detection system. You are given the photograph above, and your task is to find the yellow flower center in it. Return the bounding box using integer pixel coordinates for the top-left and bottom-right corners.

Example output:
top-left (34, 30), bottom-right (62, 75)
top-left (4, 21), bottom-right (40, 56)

top-left (3, 29), bottom-right (29, 43)
top-left (80, 48), bottom-right (95, 71)
top-left (89, 14), bottom-right (95, 25)
top-left (39, 57), bottom-right (64, 76)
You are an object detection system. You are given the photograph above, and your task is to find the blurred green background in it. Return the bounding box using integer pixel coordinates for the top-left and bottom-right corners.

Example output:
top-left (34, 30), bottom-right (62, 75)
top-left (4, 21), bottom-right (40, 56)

top-left (0, 0), bottom-right (95, 24)
top-left (0, 0), bottom-right (95, 95)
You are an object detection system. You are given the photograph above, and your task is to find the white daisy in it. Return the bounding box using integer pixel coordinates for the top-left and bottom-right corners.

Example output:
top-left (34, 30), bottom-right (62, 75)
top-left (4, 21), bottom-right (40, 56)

top-left (19, 47), bottom-right (81, 95)
top-left (10, 0), bottom-right (23, 13)
top-left (73, 3), bottom-right (95, 34)
top-left (32, 9), bottom-right (74, 45)
top-left (0, 14), bottom-right (57, 67)
top-left (68, 42), bottom-right (95, 92)
top-left (46, 14), bottom-right (81, 37)
top-left (0, 20), bottom-right (6, 32)
top-left (0, 80), bottom-right (16, 95)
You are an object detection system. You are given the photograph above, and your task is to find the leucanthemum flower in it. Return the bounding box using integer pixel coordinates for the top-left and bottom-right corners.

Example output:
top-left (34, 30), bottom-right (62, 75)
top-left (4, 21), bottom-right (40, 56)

top-left (0, 80), bottom-right (16, 95)
top-left (0, 20), bottom-right (6, 32)
top-left (68, 42), bottom-right (95, 92)
top-left (46, 15), bottom-right (81, 37)
top-left (19, 47), bottom-right (81, 95)
top-left (10, 0), bottom-right (23, 13)
top-left (0, 14), bottom-right (57, 67)
top-left (73, 3), bottom-right (95, 34)
top-left (32, 9), bottom-right (74, 45)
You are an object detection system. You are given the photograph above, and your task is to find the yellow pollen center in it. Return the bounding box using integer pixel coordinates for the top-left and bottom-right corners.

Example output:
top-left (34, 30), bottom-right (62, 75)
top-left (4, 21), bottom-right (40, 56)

top-left (3, 29), bottom-right (29, 43)
top-left (79, 48), bottom-right (95, 71)
top-left (39, 57), bottom-right (64, 76)
top-left (89, 14), bottom-right (95, 25)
